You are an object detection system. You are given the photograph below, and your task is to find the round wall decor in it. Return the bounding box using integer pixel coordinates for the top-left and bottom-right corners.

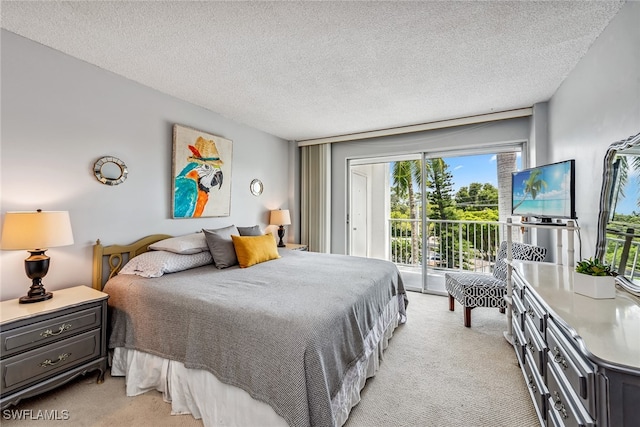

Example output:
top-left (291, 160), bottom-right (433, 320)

top-left (94, 156), bottom-right (128, 186)
top-left (250, 179), bottom-right (263, 196)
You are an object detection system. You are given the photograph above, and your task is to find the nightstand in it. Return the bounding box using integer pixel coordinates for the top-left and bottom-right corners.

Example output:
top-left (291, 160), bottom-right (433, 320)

top-left (285, 243), bottom-right (308, 251)
top-left (0, 286), bottom-right (109, 409)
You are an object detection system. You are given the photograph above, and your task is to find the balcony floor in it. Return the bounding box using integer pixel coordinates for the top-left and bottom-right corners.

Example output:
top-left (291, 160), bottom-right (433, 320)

top-left (397, 265), bottom-right (448, 295)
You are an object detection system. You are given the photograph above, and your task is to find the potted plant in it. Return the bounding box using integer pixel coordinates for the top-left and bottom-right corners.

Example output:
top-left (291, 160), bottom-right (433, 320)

top-left (573, 257), bottom-right (616, 299)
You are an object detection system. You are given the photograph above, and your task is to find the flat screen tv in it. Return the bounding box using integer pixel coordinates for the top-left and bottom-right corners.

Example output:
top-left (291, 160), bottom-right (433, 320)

top-left (511, 159), bottom-right (576, 223)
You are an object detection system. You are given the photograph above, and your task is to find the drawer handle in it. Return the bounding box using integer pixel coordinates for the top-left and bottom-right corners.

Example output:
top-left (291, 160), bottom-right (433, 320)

top-left (552, 346), bottom-right (568, 370)
top-left (526, 338), bottom-right (535, 353)
top-left (514, 336), bottom-right (520, 347)
top-left (527, 374), bottom-right (537, 394)
top-left (552, 346), bottom-right (568, 369)
top-left (40, 323), bottom-right (72, 338)
top-left (553, 391), bottom-right (569, 420)
top-left (40, 353), bottom-right (71, 368)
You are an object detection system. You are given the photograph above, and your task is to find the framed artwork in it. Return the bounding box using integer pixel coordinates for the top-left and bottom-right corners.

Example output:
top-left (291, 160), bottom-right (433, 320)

top-left (172, 124), bottom-right (233, 218)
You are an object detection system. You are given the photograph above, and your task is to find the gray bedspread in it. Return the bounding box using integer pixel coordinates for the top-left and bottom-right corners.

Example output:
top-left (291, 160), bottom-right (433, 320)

top-left (105, 249), bottom-right (406, 427)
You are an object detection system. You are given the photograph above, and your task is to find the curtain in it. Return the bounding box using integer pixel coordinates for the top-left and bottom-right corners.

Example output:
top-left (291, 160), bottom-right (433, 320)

top-left (300, 144), bottom-right (331, 252)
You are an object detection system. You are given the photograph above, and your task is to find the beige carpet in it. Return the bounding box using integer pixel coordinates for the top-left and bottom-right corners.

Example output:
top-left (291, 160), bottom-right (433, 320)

top-left (2, 293), bottom-right (538, 427)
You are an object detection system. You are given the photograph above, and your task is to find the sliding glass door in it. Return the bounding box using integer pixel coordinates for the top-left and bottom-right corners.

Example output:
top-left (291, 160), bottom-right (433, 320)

top-left (348, 144), bottom-right (523, 294)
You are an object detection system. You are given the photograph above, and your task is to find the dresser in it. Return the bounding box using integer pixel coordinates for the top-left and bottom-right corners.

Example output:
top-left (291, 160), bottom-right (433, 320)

top-left (0, 286), bottom-right (109, 409)
top-left (510, 261), bottom-right (640, 427)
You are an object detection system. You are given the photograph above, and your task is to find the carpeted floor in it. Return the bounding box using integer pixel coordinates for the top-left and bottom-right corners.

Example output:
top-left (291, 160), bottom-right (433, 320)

top-left (1, 293), bottom-right (538, 427)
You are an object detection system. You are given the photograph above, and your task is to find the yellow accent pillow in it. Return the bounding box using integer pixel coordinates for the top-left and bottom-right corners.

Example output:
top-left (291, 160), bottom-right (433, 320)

top-left (231, 233), bottom-right (281, 268)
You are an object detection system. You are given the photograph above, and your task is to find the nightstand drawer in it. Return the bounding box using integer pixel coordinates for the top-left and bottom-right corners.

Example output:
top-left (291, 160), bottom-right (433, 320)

top-left (1, 329), bottom-right (101, 394)
top-left (1, 306), bottom-right (102, 357)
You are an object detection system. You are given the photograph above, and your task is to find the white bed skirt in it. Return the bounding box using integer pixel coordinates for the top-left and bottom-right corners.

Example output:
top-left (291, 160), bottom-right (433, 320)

top-left (111, 295), bottom-right (403, 427)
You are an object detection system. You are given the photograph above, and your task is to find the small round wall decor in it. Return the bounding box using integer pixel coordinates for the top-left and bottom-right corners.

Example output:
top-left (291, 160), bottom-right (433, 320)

top-left (94, 156), bottom-right (128, 186)
top-left (250, 179), bottom-right (264, 196)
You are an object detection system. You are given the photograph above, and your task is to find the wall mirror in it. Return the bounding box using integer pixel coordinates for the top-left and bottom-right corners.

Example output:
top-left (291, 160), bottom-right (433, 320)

top-left (595, 131), bottom-right (640, 294)
top-left (94, 156), bottom-right (128, 186)
top-left (250, 179), bottom-right (263, 196)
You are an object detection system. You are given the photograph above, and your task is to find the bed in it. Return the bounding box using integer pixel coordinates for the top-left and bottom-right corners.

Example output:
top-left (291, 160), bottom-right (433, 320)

top-left (93, 232), bottom-right (407, 427)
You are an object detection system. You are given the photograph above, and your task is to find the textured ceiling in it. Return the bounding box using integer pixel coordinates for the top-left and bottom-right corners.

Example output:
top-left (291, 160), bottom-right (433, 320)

top-left (0, 1), bottom-right (625, 141)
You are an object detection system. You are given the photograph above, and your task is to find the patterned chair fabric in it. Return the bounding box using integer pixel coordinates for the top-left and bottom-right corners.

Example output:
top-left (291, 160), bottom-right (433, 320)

top-left (445, 241), bottom-right (547, 327)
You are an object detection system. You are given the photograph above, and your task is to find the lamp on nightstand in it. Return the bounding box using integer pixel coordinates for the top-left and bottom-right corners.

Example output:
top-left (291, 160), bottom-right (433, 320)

top-left (270, 209), bottom-right (291, 247)
top-left (1, 210), bottom-right (74, 303)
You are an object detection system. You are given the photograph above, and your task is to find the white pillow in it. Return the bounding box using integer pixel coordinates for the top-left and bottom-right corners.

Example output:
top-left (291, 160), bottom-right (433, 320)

top-left (148, 233), bottom-right (208, 255)
top-left (119, 250), bottom-right (213, 278)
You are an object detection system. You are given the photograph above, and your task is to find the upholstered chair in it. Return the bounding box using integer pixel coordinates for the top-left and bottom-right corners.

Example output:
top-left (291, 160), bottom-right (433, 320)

top-left (445, 241), bottom-right (547, 327)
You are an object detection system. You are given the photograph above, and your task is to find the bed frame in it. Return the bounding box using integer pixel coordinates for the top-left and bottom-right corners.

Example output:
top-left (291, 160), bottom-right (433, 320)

top-left (92, 234), bottom-right (172, 291)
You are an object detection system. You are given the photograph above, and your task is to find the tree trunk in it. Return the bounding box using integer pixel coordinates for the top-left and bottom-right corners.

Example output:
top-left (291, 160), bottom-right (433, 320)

top-left (497, 152), bottom-right (518, 244)
top-left (408, 183), bottom-right (419, 265)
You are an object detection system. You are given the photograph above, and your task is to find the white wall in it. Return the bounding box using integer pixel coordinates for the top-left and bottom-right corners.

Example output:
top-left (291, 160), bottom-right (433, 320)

top-left (0, 31), bottom-right (291, 300)
top-left (548, 1), bottom-right (640, 260)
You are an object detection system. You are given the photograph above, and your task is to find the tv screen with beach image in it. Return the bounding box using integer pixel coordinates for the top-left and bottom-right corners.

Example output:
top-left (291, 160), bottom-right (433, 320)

top-left (512, 160), bottom-right (575, 219)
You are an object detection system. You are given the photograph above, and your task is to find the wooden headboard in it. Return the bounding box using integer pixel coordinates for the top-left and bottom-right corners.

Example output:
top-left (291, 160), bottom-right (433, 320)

top-left (92, 234), bottom-right (172, 290)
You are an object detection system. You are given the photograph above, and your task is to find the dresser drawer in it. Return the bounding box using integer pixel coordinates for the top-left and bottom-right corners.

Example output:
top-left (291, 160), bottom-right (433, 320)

top-left (1, 329), bottom-right (101, 395)
top-left (513, 275), bottom-right (525, 300)
top-left (523, 292), bottom-right (545, 333)
top-left (523, 352), bottom-right (548, 422)
top-left (512, 292), bottom-right (526, 332)
top-left (512, 317), bottom-right (526, 366)
top-left (547, 319), bottom-right (596, 418)
top-left (524, 316), bottom-right (547, 378)
top-left (546, 361), bottom-right (595, 427)
top-left (1, 306), bottom-right (102, 357)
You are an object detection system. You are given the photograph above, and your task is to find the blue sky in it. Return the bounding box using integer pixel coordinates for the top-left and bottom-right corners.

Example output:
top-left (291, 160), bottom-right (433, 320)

top-left (446, 153), bottom-right (520, 192)
top-left (446, 154), bottom-right (637, 215)
top-left (614, 177), bottom-right (639, 215)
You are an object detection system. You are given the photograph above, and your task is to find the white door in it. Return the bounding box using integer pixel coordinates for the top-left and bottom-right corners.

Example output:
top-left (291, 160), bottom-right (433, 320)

top-left (350, 171), bottom-right (368, 257)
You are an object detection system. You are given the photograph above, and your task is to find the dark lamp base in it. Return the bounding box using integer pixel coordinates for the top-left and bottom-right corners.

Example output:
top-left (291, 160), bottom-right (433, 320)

top-left (19, 292), bottom-right (53, 304)
top-left (277, 225), bottom-right (286, 247)
top-left (20, 249), bottom-right (54, 304)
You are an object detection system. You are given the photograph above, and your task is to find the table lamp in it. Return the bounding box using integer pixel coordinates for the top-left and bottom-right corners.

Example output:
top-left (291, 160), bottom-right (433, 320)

top-left (1, 210), bottom-right (74, 303)
top-left (270, 209), bottom-right (291, 247)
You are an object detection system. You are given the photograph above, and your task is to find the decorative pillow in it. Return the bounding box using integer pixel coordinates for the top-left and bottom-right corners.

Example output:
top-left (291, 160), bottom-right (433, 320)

top-left (231, 233), bottom-right (280, 268)
top-left (237, 225), bottom-right (262, 236)
top-left (203, 225), bottom-right (240, 269)
top-left (148, 233), bottom-right (208, 254)
top-left (119, 250), bottom-right (213, 278)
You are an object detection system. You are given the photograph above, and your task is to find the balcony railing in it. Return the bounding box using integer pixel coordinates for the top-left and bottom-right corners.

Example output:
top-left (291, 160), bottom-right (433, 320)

top-left (605, 231), bottom-right (639, 282)
top-left (390, 218), bottom-right (522, 273)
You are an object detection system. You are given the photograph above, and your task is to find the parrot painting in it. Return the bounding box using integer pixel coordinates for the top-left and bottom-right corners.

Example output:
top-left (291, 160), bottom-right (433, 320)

top-left (174, 136), bottom-right (224, 218)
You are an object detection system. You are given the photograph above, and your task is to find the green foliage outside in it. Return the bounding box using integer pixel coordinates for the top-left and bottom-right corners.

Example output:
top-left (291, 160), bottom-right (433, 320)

top-left (390, 158), bottom-right (501, 268)
top-left (604, 213), bottom-right (639, 281)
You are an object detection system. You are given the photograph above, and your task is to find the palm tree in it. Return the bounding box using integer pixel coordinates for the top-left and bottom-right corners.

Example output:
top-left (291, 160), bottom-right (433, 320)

top-left (612, 154), bottom-right (640, 213)
top-left (392, 160), bottom-right (421, 264)
top-left (513, 168), bottom-right (548, 211)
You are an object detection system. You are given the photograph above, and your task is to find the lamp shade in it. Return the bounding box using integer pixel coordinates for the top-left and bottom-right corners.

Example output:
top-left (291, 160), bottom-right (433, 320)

top-left (270, 209), bottom-right (291, 226)
top-left (1, 210), bottom-right (74, 250)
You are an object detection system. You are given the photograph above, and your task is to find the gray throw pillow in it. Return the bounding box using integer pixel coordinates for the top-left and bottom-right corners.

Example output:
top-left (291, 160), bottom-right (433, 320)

top-left (237, 225), bottom-right (262, 236)
top-left (203, 225), bottom-right (239, 269)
